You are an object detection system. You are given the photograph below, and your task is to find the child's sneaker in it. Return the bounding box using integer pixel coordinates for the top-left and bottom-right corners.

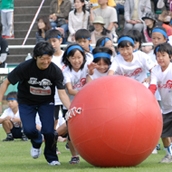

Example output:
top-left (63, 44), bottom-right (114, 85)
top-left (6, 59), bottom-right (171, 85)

top-left (30, 147), bottom-right (41, 159)
top-left (69, 156), bottom-right (80, 164)
top-left (65, 142), bottom-right (70, 150)
top-left (2, 135), bottom-right (14, 141)
top-left (156, 143), bottom-right (161, 150)
top-left (152, 147), bottom-right (158, 154)
top-left (48, 161), bottom-right (61, 166)
top-left (21, 133), bottom-right (28, 141)
top-left (160, 154), bottom-right (172, 163)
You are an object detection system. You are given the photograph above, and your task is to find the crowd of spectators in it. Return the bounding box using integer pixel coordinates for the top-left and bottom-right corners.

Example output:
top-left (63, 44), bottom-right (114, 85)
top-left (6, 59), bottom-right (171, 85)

top-left (34, 0), bottom-right (172, 45)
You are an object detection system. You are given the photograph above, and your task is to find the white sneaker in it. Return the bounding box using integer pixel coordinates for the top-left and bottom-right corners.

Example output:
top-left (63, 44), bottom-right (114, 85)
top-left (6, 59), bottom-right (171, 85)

top-left (30, 147), bottom-right (41, 159)
top-left (152, 147), bottom-right (158, 154)
top-left (48, 161), bottom-right (61, 166)
top-left (160, 154), bottom-right (172, 163)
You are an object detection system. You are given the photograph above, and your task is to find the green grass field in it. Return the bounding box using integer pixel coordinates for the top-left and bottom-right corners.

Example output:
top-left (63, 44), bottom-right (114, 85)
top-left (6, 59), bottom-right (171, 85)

top-left (0, 127), bottom-right (172, 172)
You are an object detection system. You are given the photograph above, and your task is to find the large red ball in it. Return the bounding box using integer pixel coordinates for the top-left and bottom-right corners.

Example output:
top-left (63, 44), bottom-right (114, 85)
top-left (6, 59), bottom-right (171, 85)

top-left (68, 76), bottom-right (162, 167)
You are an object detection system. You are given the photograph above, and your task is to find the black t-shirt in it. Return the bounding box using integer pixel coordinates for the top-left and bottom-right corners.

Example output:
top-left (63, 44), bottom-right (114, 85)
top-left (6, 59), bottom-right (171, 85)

top-left (8, 59), bottom-right (65, 105)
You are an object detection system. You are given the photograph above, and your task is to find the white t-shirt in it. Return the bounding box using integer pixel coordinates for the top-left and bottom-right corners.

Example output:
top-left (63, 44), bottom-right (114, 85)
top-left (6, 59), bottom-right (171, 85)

top-left (68, 10), bottom-right (89, 35)
top-left (0, 108), bottom-right (42, 128)
top-left (0, 108), bottom-right (20, 127)
top-left (63, 62), bottom-right (88, 102)
top-left (150, 63), bottom-right (172, 114)
top-left (86, 52), bottom-right (93, 64)
top-left (93, 6), bottom-right (117, 31)
top-left (52, 51), bottom-right (66, 105)
top-left (109, 50), bottom-right (155, 83)
top-left (89, 68), bottom-right (108, 80)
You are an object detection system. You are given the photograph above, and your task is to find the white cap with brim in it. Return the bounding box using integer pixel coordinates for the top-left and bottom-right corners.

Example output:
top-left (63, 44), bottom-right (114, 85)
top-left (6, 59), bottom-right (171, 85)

top-left (93, 16), bottom-right (105, 25)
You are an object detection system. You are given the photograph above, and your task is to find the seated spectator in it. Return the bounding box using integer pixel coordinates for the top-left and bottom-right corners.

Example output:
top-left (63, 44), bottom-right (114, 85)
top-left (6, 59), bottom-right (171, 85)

top-left (90, 0), bottom-right (118, 42)
top-left (142, 11), bottom-right (157, 42)
top-left (115, 0), bottom-right (126, 30)
top-left (89, 0), bottom-right (116, 8)
top-left (152, 0), bottom-right (161, 13)
top-left (157, 0), bottom-right (172, 12)
top-left (36, 16), bottom-right (51, 43)
top-left (49, 0), bottom-right (72, 43)
top-left (162, 16), bottom-right (172, 35)
top-left (91, 16), bottom-right (113, 44)
top-left (157, 0), bottom-right (172, 24)
top-left (68, 0), bottom-right (90, 43)
top-left (0, 92), bottom-right (28, 141)
top-left (123, 0), bottom-right (151, 34)
top-left (162, 16), bottom-right (172, 43)
top-left (0, 23), bottom-right (8, 68)
top-left (141, 12), bottom-right (157, 54)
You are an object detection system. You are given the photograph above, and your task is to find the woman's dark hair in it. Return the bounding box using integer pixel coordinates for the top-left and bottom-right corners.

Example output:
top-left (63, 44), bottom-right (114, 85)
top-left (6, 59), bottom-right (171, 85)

top-left (127, 29), bottom-right (143, 49)
top-left (101, 27), bottom-right (111, 35)
top-left (92, 47), bottom-right (112, 67)
top-left (154, 42), bottom-right (172, 58)
top-left (37, 16), bottom-right (51, 36)
top-left (95, 36), bottom-right (111, 47)
top-left (33, 42), bottom-right (54, 58)
top-left (74, 0), bottom-right (86, 14)
top-left (62, 43), bottom-right (86, 70)
top-left (117, 35), bottom-right (135, 48)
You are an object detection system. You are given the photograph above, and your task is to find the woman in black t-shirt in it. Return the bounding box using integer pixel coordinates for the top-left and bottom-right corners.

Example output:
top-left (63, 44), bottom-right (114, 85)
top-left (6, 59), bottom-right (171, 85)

top-left (0, 42), bottom-right (71, 166)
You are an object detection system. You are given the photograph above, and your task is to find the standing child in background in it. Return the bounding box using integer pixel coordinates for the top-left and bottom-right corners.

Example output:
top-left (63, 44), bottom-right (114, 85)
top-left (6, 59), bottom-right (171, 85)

top-left (108, 35), bottom-right (155, 84)
top-left (75, 29), bottom-right (93, 63)
top-left (142, 26), bottom-right (169, 62)
top-left (86, 47), bottom-right (112, 82)
top-left (96, 36), bottom-right (116, 60)
top-left (149, 42), bottom-right (172, 163)
top-left (0, 92), bottom-right (28, 141)
top-left (1, 0), bottom-right (14, 38)
top-left (152, 26), bottom-right (169, 47)
top-left (62, 43), bottom-right (88, 164)
top-left (127, 29), bottom-right (143, 51)
top-left (62, 43), bottom-right (88, 111)
top-left (68, 0), bottom-right (90, 43)
top-left (45, 29), bottom-right (66, 130)
top-left (128, 28), bottom-right (161, 154)
top-left (145, 26), bottom-right (169, 153)
top-left (36, 16), bottom-right (51, 43)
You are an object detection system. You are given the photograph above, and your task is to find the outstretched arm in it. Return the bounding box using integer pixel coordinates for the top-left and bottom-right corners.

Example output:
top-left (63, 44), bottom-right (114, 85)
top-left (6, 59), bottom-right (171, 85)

top-left (58, 89), bottom-right (71, 109)
top-left (0, 78), bottom-right (10, 113)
